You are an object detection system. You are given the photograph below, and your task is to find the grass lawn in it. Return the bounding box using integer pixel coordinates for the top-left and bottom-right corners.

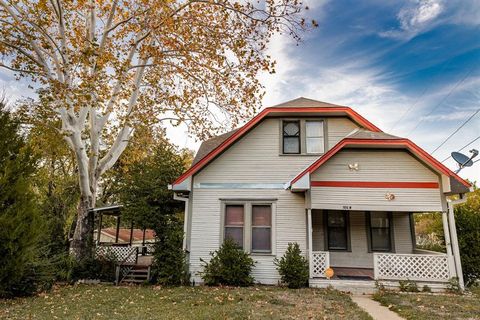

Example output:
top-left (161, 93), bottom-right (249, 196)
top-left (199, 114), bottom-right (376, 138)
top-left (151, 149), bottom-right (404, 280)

top-left (373, 287), bottom-right (480, 320)
top-left (0, 284), bottom-right (372, 320)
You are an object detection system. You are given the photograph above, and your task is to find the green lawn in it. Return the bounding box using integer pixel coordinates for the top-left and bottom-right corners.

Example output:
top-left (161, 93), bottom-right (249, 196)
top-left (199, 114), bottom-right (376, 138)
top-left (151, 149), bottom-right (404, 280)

top-left (0, 284), bottom-right (372, 320)
top-left (373, 287), bottom-right (480, 320)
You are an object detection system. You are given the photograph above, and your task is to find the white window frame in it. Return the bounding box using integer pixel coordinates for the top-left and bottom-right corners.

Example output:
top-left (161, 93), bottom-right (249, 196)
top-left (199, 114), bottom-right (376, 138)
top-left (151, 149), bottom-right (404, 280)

top-left (220, 200), bottom-right (276, 255)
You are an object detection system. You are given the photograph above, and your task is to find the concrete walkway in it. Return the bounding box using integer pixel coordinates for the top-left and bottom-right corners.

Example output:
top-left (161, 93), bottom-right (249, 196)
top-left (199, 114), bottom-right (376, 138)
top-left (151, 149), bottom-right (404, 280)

top-left (351, 295), bottom-right (404, 320)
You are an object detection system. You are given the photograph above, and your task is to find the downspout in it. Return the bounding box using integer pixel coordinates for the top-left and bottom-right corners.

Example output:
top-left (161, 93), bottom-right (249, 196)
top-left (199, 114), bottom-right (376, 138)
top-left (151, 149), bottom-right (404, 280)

top-left (447, 195), bottom-right (467, 290)
top-left (174, 193), bottom-right (190, 251)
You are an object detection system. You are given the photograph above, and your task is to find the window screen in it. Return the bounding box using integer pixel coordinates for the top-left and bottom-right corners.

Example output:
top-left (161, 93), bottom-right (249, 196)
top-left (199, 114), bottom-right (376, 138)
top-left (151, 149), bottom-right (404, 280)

top-left (224, 205), bottom-right (244, 248)
top-left (306, 121), bottom-right (324, 154)
top-left (251, 205), bottom-right (272, 252)
top-left (326, 211), bottom-right (348, 250)
top-left (369, 212), bottom-right (392, 251)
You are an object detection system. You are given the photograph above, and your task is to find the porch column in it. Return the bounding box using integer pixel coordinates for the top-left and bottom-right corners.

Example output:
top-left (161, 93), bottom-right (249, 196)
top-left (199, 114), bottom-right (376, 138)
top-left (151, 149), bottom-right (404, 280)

top-left (307, 209), bottom-right (313, 278)
top-left (441, 210), bottom-right (455, 278)
top-left (448, 200), bottom-right (465, 290)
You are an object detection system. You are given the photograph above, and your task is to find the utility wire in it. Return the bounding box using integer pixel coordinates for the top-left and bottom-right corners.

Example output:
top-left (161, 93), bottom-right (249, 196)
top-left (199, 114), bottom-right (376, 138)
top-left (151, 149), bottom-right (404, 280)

top-left (406, 67), bottom-right (475, 137)
top-left (431, 107), bottom-right (480, 154)
top-left (441, 134), bottom-right (480, 162)
top-left (391, 58), bottom-right (453, 132)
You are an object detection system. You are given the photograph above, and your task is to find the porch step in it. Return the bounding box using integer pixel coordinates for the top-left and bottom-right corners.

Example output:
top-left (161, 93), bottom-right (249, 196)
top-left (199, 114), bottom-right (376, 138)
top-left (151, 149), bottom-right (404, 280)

top-left (118, 265), bottom-right (151, 284)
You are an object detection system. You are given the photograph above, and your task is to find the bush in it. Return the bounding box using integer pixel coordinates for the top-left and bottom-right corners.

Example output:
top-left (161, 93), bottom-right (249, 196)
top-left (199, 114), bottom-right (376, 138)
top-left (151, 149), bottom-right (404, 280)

top-left (0, 108), bottom-right (54, 297)
top-left (200, 238), bottom-right (255, 286)
top-left (274, 243), bottom-right (309, 288)
top-left (151, 216), bottom-right (188, 286)
top-left (398, 280), bottom-right (419, 292)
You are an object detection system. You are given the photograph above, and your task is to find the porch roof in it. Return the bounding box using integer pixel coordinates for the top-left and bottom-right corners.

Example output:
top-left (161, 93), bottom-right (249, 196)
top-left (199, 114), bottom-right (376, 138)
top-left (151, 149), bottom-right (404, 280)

top-left (288, 130), bottom-right (471, 194)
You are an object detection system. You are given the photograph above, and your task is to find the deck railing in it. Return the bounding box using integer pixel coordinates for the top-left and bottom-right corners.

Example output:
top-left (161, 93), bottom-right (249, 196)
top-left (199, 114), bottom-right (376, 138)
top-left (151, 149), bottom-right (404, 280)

top-left (373, 252), bottom-right (451, 282)
top-left (311, 251), bottom-right (330, 278)
top-left (95, 245), bottom-right (138, 264)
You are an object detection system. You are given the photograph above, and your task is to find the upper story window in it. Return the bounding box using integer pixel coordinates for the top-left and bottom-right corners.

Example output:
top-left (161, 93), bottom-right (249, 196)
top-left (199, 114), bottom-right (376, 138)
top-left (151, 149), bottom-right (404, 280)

top-left (281, 119), bottom-right (325, 155)
top-left (306, 121), bottom-right (325, 154)
top-left (282, 121), bottom-right (300, 154)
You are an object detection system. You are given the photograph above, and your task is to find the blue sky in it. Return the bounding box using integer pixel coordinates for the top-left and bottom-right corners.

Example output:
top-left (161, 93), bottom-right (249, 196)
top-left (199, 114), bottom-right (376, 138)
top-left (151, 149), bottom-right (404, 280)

top-left (257, 0), bottom-right (480, 183)
top-left (1, 0), bottom-right (479, 183)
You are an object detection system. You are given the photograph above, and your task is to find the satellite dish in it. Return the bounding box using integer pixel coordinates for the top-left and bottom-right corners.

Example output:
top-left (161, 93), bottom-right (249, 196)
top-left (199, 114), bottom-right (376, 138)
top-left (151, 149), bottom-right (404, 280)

top-left (451, 149), bottom-right (479, 173)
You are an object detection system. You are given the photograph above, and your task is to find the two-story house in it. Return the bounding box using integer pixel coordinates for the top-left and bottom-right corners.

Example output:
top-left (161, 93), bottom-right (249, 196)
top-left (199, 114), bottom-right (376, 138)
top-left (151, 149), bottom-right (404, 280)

top-left (170, 97), bottom-right (471, 292)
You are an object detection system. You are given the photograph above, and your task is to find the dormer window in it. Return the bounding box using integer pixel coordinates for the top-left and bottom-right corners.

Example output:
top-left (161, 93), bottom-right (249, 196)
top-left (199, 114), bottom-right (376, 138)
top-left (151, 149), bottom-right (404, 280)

top-left (282, 121), bottom-right (300, 154)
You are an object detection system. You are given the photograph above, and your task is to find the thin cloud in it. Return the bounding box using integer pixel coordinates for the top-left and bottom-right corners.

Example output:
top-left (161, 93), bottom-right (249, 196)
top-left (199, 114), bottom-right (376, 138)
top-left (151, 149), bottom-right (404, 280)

top-left (380, 0), bottom-right (444, 40)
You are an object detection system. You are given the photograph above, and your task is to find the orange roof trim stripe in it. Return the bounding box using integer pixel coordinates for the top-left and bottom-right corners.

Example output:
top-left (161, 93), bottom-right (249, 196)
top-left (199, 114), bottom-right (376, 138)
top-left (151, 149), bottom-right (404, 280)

top-left (290, 138), bottom-right (471, 188)
top-left (172, 106), bottom-right (381, 185)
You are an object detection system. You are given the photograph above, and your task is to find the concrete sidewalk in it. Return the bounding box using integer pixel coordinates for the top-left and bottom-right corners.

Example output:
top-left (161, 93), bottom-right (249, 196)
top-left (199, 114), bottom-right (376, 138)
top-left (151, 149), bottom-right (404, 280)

top-left (352, 295), bottom-right (404, 320)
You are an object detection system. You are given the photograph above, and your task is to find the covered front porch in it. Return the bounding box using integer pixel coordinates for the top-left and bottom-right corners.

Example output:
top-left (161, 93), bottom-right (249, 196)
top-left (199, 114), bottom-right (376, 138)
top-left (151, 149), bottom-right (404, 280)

top-left (305, 208), bottom-right (461, 292)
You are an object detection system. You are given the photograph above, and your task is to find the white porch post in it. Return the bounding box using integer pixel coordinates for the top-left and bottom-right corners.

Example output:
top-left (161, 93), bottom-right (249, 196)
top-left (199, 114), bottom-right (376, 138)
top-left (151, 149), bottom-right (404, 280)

top-left (448, 199), bottom-right (465, 290)
top-left (307, 209), bottom-right (313, 279)
top-left (441, 210), bottom-right (456, 278)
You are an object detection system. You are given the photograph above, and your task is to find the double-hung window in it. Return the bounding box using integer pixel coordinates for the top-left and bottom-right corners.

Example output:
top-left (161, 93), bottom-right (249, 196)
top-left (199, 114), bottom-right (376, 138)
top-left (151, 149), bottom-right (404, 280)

top-left (223, 202), bottom-right (273, 254)
top-left (326, 211), bottom-right (349, 251)
top-left (306, 121), bottom-right (324, 154)
top-left (251, 205), bottom-right (272, 253)
top-left (368, 212), bottom-right (392, 252)
top-left (224, 205), bottom-right (244, 248)
top-left (283, 121), bottom-right (300, 154)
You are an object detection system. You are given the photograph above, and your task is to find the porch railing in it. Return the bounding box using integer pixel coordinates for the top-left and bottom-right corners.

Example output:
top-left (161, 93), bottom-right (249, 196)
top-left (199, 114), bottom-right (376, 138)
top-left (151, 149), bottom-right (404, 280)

top-left (311, 251), bottom-right (330, 278)
top-left (95, 245), bottom-right (138, 264)
top-left (373, 252), bottom-right (451, 282)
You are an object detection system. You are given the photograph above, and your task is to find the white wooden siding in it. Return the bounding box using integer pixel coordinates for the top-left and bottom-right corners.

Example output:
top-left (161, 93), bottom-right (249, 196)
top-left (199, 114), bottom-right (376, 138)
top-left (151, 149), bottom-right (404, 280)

top-left (310, 149), bottom-right (442, 212)
top-left (311, 210), bottom-right (413, 268)
top-left (195, 117), bottom-right (359, 184)
top-left (189, 188), bottom-right (307, 285)
top-left (311, 150), bottom-right (439, 182)
top-left (327, 118), bottom-right (359, 148)
top-left (311, 187), bottom-right (442, 212)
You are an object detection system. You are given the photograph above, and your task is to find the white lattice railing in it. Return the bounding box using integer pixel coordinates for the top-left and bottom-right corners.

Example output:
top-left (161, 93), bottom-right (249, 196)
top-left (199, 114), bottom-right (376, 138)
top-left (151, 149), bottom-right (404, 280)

top-left (95, 245), bottom-right (138, 264)
top-left (374, 253), bottom-right (451, 282)
top-left (311, 251), bottom-right (330, 278)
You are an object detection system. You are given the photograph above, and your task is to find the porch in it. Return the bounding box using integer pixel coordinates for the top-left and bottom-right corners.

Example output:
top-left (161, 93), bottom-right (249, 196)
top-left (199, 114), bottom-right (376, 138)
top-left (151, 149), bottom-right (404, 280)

top-left (90, 205), bottom-right (155, 284)
top-left (306, 209), bottom-right (459, 291)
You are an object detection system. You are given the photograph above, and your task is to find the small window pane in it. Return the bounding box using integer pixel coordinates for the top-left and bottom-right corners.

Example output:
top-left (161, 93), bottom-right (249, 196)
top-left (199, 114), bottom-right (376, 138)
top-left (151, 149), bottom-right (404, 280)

top-left (328, 212), bottom-right (345, 227)
top-left (252, 228), bottom-right (271, 251)
top-left (252, 205), bottom-right (271, 226)
top-left (371, 212), bottom-right (389, 228)
top-left (225, 205), bottom-right (244, 226)
top-left (283, 121), bottom-right (300, 136)
top-left (306, 137), bottom-right (324, 154)
top-left (328, 228), bottom-right (347, 250)
top-left (371, 229), bottom-right (390, 251)
top-left (225, 227), bottom-right (243, 248)
top-left (283, 137), bottom-right (300, 153)
top-left (306, 121), bottom-right (323, 137)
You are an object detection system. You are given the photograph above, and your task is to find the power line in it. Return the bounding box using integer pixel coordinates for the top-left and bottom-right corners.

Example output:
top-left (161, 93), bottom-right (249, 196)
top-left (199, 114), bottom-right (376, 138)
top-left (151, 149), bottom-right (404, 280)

top-left (391, 58), bottom-right (453, 132)
top-left (406, 67), bottom-right (475, 137)
top-left (441, 134), bottom-right (480, 162)
top-left (431, 107), bottom-right (480, 154)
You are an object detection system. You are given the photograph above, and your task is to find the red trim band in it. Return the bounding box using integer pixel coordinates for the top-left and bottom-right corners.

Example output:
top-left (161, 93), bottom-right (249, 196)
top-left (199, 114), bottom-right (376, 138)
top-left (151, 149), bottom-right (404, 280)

top-left (290, 138), bottom-right (470, 188)
top-left (173, 106), bottom-right (380, 185)
top-left (311, 181), bottom-right (440, 189)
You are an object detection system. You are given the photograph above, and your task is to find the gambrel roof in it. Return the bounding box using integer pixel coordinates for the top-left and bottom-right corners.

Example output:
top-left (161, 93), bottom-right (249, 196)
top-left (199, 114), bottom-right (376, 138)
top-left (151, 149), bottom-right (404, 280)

top-left (172, 98), bottom-right (470, 194)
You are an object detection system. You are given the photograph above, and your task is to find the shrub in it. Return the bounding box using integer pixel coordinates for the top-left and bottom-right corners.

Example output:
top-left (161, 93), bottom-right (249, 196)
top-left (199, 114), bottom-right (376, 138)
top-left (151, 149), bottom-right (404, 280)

top-left (200, 238), bottom-right (255, 286)
top-left (151, 216), bottom-right (189, 286)
top-left (398, 280), bottom-right (419, 292)
top-left (274, 242), bottom-right (309, 288)
top-left (447, 277), bottom-right (461, 293)
top-left (0, 108), bottom-right (54, 297)
top-left (422, 285), bottom-right (432, 293)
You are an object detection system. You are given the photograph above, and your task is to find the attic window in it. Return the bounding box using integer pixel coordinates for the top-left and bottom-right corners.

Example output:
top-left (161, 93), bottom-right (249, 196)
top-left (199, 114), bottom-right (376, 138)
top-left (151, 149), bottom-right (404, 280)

top-left (283, 121), bottom-right (300, 154)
